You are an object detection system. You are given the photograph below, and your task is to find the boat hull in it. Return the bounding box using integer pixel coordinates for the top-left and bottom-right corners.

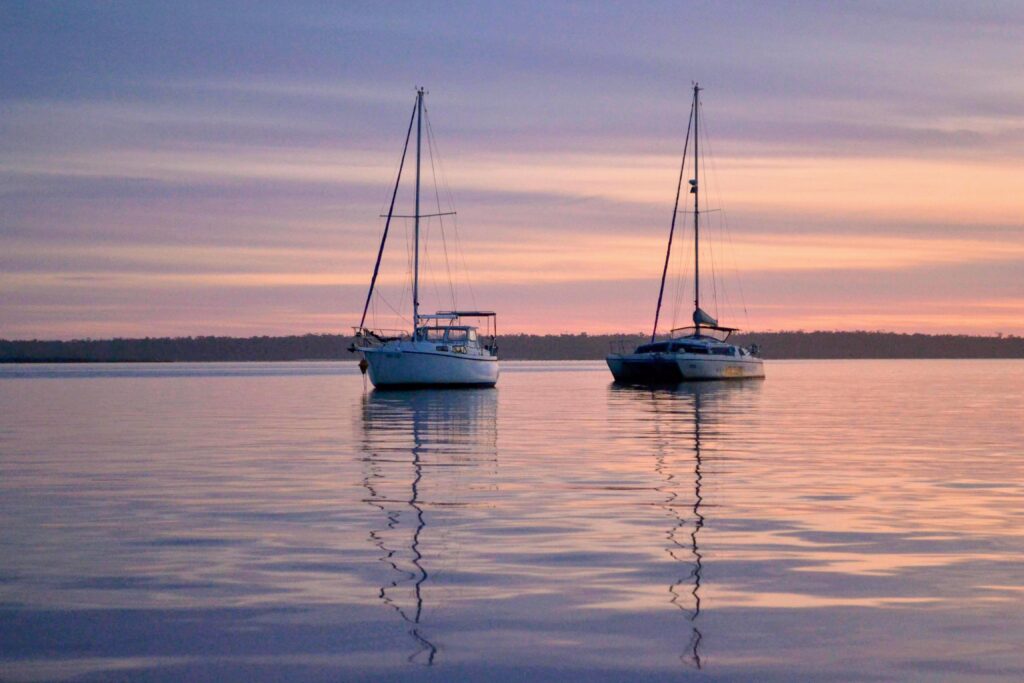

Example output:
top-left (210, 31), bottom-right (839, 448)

top-left (362, 345), bottom-right (499, 388)
top-left (606, 353), bottom-right (764, 385)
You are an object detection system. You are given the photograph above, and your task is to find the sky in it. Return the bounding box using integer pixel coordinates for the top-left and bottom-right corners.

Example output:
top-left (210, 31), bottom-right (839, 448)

top-left (2, 1), bottom-right (1023, 338)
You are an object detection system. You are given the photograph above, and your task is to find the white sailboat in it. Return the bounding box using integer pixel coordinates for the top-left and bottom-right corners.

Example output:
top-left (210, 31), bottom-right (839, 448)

top-left (350, 88), bottom-right (499, 388)
top-left (607, 84), bottom-right (765, 384)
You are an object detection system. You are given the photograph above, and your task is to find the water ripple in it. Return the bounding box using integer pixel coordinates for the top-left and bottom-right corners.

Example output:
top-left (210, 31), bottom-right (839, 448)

top-left (1, 360), bottom-right (1023, 680)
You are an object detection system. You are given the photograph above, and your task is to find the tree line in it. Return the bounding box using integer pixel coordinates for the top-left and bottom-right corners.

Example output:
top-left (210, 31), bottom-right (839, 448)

top-left (2, 331), bottom-right (1023, 362)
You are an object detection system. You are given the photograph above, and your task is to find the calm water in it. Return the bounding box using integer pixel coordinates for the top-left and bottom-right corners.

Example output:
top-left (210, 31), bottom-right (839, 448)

top-left (1, 360), bottom-right (1023, 681)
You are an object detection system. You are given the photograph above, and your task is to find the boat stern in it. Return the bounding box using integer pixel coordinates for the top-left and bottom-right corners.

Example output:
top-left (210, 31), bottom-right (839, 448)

top-left (606, 353), bottom-right (685, 385)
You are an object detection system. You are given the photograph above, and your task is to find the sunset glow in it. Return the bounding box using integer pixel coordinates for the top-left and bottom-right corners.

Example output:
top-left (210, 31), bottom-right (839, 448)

top-left (3, 4), bottom-right (1023, 338)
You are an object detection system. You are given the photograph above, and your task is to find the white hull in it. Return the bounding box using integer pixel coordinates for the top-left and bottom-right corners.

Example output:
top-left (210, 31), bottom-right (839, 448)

top-left (362, 341), bottom-right (499, 388)
top-left (607, 352), bottom-right (764, 384)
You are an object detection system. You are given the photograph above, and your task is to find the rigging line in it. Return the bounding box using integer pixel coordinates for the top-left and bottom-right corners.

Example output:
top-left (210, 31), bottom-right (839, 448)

top-left (428, 222), bottom-right (446, 313)
top-left (421, 217), bottom-right (443, 313)
top-left (671, 201), bottom-right (693, 332)
top-left (670, 221), bottom-right (691, 332)
top-left (705, 220), bottom-right (723, 323)
top-left (707, 235), bottom-right (720, 319)
top-left (372, 220), bottom-right (412, 330)
top-left (697, 110), bottom-right (716, 315)
top-left (380, 219), bottom-right (411, 325)
top-left (382, 212), bottom-right (456, 218)
top-left (716, 203), bottom-right (747, 325)
top-left (423, 104), bottom-right (457, 309)
top-left (423, 100), bottom-right (457, 215)
top-left (376, 287), bottom-right (410, 323)
top-left (671, 187), bottom-right (690, 332)
top-left (453, 212), bottom-right (478, 310)
top-left (724, 207), bottom-right (750, 324)
top-left (702, 115), bottom-right (731, 320)
top-left (652, 91), bottom-right (697, 343)
top-left (681, 229), bottom-right (694, 327)
top-left (673, 256), bottom-right (684, 331)
top-left (701, 109), bottom-right (748, 325)
top-left (425, 102), bottom-right (478, 310)
top-left (359, 97), bottom-right (418, 331)
top-left (670, 258), bottom-right (682, 332)
top-left (715, 182), bottom-right (750, 324)
top-left (669, 241), bottom-right (683, 332)
top-left (406, 216), bottom-right (415, 303)
top-left (398, 217), bottom-right (414, 325)
top-left (378, 125), bottom-right (411, 218)
top-left (697, 105), bottom-right (720, 319)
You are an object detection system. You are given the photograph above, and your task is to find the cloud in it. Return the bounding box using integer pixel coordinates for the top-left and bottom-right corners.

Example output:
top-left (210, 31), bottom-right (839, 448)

top-left (2, 3), bottom-right (1024, 338)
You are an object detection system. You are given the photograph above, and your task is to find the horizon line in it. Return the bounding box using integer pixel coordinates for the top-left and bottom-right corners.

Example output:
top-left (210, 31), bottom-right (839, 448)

top-left (3, 329), bottom-right (1023, 343)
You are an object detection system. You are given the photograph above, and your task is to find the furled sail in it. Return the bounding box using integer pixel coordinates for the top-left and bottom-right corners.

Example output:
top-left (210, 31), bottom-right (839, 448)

top-left (693, 307), bottom-right (718, 326)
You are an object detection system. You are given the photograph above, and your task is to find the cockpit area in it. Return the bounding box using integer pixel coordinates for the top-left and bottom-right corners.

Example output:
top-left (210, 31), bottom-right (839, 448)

top-left (417, 325), bottom-right (478, 344)
top-left (415, 311), bottom-right (497, 356)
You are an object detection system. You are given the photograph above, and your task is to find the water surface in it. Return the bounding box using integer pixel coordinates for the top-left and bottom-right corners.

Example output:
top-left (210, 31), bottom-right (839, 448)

top-left (1, 360), bottom-right (1023, 681)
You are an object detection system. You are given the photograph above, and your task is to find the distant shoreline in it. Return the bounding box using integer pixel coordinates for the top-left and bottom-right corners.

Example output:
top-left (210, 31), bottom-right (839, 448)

top-left (3, 331), bottom-right (1023, 362)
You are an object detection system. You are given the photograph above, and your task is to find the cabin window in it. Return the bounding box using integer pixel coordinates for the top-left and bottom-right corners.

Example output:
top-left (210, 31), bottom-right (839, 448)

top-left (422, 328), bottom-right (446, 341)
top-left (637, 342), bottom-right (670, 353)
top-left (468, 329), bottom-right (478, 342)
top-left (447, 328), bottom-right (468, 342)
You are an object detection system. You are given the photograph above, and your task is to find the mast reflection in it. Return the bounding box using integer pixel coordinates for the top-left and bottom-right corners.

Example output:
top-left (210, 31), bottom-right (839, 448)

top-left (686, 391), bottom-right (705, 669)
top-left (359, 388), bottom-right (498, 665)
top-left (612, 380), bottom-right (759, 670)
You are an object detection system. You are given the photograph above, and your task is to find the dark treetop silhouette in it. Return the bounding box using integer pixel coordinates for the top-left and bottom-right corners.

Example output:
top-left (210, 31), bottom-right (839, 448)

top-left (2, 331), bottom-right (1023, 363)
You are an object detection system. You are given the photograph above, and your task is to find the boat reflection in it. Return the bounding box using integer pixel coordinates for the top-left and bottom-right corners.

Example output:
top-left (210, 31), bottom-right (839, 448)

top-left (359, 388), bottom-right (498, 665)
top-left (610, 380), bottom-right (761, 669)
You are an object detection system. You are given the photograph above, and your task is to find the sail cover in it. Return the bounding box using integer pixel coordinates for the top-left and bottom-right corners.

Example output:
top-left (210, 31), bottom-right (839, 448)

top-left (693, 307), bottom-right (718, 326)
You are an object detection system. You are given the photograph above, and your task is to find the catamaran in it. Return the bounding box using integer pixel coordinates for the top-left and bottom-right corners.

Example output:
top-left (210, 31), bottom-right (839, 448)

top-left (607, 84), bottom-right (765, 384)
top-left (350, 88), bottom-right (499, 388)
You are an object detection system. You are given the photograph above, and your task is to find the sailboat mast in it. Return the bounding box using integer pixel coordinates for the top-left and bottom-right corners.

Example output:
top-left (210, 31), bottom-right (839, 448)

top-left (413, 87), bottom-right (423, 337)
top-left (649, 92), bottom-right (696, 343)
top-left (692, 84), bottom-right (701, 331)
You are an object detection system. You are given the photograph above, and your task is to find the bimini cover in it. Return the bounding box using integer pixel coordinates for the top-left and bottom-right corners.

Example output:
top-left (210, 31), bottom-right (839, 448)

top-left (693, 307), bottom-right (718, 326)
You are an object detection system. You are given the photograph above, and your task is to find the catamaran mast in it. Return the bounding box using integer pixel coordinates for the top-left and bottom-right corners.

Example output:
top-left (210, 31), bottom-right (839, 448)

top-left (692, 84), bottom-right (701, 334)
top-left (650, 89), bottom-right (696, 343)
top-left (413, 87), bottom-right (423, 337)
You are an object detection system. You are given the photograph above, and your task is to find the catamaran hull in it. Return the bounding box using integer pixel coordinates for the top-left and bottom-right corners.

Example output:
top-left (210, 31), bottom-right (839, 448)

top-left (363, 348), bottom-right (499, 388)
top-left (606, 354), bottom-right (764, 384)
